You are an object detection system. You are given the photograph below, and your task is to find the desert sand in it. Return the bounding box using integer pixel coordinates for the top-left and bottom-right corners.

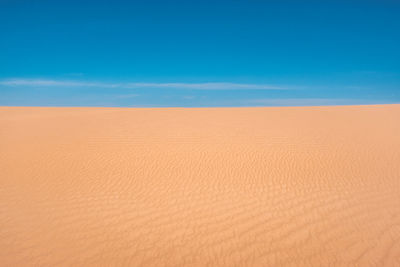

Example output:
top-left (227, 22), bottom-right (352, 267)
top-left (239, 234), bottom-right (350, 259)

top-left (0, 104), bottom-right (400, 266)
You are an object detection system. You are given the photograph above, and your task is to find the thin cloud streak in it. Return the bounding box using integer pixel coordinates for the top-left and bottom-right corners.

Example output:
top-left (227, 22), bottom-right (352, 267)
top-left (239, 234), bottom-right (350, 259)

top-left (125, 82), bottom-right (285, 90)
top-left (0, 79), bottom-right (287, 90)
top-left (0, 79), bottom-right (120, 88)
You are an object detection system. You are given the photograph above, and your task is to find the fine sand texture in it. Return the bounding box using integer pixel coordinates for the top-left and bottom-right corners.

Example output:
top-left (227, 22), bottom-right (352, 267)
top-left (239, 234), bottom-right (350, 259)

top-left (1, 105), bottom-right (400, 266)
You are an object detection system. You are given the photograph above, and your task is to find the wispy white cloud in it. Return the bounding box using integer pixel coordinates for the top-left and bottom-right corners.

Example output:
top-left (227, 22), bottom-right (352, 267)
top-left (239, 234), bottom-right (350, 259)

top-left (124, 82), bottom-right (285, 90)
top-left (0, 79), bottom-right (287, 90)
top-left (114, 94), bottom-right (140, 99)
top-left (0, 79), bottom-right (120, 88)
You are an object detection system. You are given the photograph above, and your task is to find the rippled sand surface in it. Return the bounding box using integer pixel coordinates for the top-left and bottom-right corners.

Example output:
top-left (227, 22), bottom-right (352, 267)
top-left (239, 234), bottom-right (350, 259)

top-left (1, 105), bottom-right (400, 266)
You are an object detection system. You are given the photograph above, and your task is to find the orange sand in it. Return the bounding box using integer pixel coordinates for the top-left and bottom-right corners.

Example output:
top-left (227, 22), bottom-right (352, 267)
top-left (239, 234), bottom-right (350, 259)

top-left (1, 105), bottom-right (400, 266)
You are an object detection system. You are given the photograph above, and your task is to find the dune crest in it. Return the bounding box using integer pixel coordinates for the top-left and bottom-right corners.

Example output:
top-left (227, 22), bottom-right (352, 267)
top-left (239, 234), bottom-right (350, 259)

top-left (1, 105), bottom-right (400, 266)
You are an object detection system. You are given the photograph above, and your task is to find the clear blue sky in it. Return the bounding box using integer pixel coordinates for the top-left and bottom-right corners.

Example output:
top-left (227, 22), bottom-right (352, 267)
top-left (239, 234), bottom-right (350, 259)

top-left (1, 0), bottom-right (399, 107)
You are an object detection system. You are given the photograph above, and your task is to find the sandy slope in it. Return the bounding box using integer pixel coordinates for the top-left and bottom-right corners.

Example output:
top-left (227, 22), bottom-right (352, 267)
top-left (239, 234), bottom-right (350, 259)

top-left (0, 105), bottom-right (400, 266)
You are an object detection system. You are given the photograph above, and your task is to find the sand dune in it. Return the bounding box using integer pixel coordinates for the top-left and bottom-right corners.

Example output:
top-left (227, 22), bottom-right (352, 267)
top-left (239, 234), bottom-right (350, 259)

top-left (0, 105), bottom-right (400, 266)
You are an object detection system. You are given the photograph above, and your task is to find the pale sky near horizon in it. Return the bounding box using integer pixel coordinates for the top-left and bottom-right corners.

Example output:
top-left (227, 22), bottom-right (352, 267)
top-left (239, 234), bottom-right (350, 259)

top-left (1, 0), bottom-right (399, 107)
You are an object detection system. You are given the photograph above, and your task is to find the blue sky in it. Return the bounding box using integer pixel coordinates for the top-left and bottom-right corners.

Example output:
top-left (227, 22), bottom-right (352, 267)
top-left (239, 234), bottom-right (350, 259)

top-left (1, 0), bottom-right (399, 107)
